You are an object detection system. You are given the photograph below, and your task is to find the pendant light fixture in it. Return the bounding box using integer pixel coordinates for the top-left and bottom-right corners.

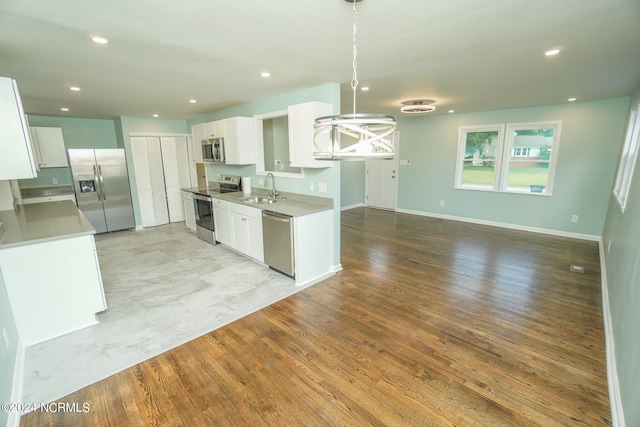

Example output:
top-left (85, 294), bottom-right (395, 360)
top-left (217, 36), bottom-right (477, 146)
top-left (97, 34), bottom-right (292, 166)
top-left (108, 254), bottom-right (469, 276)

top-left (313, 0), bottom-right (397, 160)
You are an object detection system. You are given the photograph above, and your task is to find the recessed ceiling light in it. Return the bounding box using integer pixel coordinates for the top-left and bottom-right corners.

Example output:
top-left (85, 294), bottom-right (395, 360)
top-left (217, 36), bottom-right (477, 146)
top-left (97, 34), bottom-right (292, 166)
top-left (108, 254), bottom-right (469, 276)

top-left (448, 110), bottom-right (455, 114)
top-left (152, 114), bottom-right (159, 118)
top-left (261, 72), bottom-right (271, 78)
top-left (401, 99), bottom-right (436, 114)
top-left (91, 36), bottom-right (109, 45)
top-left (189, 99), bottom-right (197, 104)
top-left (568, 97), bottom-right (577, 102)
top-left (60, 107), bottom-right (69, 112)
top-left (70, 86), bottom-right (80, 91)
top-left (545, 48), bottom-right (560, 56)
top-left (361, 86), bottom-right (369, 91)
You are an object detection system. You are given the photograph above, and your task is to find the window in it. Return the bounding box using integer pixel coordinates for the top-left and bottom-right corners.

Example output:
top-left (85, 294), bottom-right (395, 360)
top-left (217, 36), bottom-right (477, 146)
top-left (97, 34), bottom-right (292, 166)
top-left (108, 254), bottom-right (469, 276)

top-left (455, 121), bottom-right (561, 195)
top-left (613, 102), bottom-right (640, 212)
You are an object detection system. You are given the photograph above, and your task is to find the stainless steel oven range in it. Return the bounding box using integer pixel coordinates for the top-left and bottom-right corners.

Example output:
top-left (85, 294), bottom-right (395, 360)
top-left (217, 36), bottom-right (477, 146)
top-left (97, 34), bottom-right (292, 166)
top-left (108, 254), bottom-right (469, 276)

top-left (192, 174), bottom-right (241, 244)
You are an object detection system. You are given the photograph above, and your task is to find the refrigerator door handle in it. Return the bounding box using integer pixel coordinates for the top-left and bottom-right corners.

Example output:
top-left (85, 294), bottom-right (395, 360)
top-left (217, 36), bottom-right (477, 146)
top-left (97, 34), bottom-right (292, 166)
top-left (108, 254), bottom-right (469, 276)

top-left (93, 164), bottom-right (102, 201)
top-left (98, 165), bottom-right (106, 200)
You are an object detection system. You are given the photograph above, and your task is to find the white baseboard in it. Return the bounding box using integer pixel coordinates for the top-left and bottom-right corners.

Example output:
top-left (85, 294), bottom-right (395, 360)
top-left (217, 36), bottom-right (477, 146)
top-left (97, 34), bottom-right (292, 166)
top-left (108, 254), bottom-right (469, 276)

top-left (8, 340), bottom-right (26, 427)
top-left (340, 203), bottom-right (364, 211)
top-left (599, 242), bottom-right (625, 427)
top-left (396, 208), bottom-right (601, 241)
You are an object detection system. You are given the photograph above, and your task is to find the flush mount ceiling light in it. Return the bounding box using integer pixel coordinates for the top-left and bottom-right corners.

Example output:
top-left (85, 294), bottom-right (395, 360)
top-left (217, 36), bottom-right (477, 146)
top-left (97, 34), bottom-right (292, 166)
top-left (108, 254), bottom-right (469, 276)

top-left (313, 0), bottom-right (396, 161)
top-left (91, 36), bottom-right (109, 45)
top-left (401, 99), bottom-right (436, 114)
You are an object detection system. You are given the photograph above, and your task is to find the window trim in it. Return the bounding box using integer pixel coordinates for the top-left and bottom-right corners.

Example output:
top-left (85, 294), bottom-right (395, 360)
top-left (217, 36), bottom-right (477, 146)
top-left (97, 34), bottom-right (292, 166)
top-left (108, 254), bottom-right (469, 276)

top-left (613, 102), bottom-right (640, 212)
top-left (455, 120), bottom-right (562, 196)
top-left (454, 124), bottom-right (505, 191)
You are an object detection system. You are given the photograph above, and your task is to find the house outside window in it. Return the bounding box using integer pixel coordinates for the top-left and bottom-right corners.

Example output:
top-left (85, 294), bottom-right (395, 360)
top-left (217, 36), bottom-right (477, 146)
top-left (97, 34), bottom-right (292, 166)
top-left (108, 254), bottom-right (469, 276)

top-left (455, 121), bottom-right (561, 195)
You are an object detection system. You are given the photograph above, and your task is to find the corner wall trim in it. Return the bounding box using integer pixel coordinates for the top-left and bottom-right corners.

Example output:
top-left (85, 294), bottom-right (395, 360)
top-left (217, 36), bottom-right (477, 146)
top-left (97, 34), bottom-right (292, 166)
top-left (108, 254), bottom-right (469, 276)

top-left (8, 340), bottom-right (26, 427)
top-left (396, 208), bottom-right (601, 242)
top-left (599, 241), bottom-right (625, 427)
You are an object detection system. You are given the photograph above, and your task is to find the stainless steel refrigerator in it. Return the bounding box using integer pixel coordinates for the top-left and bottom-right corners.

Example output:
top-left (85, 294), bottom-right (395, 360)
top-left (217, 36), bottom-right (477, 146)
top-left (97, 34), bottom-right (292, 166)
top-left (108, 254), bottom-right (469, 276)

top-left (68, 149), bottom-right (135, 233)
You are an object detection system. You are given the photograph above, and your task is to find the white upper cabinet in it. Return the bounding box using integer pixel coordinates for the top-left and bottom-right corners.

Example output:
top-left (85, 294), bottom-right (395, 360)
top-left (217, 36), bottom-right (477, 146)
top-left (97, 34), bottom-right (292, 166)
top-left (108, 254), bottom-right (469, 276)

top-left (192, 117), bottom-right (256, 165)
top-left (30, 127), bottom-right (68, 168)
top-left (0, 76), bottom-right (37, 179)
top-left (222, 116), bottom-right (256, 165)
top-left (191, 123), bottom-right (206, 162)
top-left (288, 101), bottom-right (332, 168)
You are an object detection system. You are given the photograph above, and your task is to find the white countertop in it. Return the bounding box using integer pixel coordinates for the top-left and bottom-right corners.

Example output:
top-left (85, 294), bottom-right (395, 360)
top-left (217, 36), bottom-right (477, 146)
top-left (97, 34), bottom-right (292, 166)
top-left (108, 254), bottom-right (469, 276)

top-left (0, 200), bottom-right (96, 249)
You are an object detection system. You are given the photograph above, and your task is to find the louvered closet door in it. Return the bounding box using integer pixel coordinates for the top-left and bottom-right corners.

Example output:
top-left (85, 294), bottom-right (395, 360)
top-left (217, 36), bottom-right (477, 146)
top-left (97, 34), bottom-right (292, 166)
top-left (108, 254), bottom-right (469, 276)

top-left (146, 137), bottom-right (170, 226)
top-left (131, 137), bottom-right (157, 227)
top-left (131, 136), bottom-right (169, 227)
top-left (160, 136), bottom-right (191, 222)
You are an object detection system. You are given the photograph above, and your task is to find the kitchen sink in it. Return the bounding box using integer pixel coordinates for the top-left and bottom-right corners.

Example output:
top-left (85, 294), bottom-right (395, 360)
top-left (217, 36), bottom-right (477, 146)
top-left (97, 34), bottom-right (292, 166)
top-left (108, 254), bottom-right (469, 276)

top-left (240, 196), bottom-right (278, 204)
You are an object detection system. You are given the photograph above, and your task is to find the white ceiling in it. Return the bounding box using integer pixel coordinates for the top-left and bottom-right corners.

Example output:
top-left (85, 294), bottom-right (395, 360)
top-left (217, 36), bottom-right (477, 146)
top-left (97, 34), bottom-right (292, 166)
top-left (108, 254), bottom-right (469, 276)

top-left (1, 0), bottom-right (639, 120)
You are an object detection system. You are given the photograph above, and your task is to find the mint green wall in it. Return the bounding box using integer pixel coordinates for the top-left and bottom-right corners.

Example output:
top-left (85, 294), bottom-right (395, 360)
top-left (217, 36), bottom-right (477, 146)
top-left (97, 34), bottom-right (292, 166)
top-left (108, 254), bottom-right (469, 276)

top-left (19, 116), bottom-right (120, 189)
top-left (0, 268), bottom-right (19, 427)
top-left (394, 98), bottom-right (629, 236)
top-left (187, 83), bottom-right (342, 266)
top-left (602, 88), bottom-right (640, 427)
top-left (341, 161), bottom-right (366, 208)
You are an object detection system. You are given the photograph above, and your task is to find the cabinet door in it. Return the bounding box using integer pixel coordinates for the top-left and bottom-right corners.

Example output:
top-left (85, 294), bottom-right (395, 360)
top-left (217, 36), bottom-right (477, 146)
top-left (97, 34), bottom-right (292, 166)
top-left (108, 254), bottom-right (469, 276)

top-left (213, 207), bottom-right (232, 245)
top-left (247, 215), bottom-right (264, 262)
top-left (231, 212), bottom-right (250, 254)
top-left (191, 124), bottom-right (206, 162)
top-left (224, 117), bottom-right (256, 165)
top-left (288, 102), bottom-right (332, 168)
top-left (182, 192), bottom-right (196, 231)
top-left (31, 127), bottom-right (68, 168)
top-left (0, 77), bottom-right (37, 179)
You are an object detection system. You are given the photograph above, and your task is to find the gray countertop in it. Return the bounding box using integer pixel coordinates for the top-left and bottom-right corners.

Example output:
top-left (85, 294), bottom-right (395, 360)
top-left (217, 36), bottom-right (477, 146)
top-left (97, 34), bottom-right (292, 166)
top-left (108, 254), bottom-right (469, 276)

top-left (0, 200), bottom-right (96, 249)
top-left (20, 185), bottom-right (75, 199)
top-left (212, 190), bottom-right (333, 217)
top-left (181, 187), bottom-right (333, 217)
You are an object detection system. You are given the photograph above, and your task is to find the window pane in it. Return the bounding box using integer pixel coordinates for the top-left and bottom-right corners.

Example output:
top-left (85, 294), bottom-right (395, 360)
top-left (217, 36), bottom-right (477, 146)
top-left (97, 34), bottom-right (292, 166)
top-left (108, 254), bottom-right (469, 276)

top-left (461, 130), bottom-right (499, 189)
top-left (505, 127), bottom-right (557, 194)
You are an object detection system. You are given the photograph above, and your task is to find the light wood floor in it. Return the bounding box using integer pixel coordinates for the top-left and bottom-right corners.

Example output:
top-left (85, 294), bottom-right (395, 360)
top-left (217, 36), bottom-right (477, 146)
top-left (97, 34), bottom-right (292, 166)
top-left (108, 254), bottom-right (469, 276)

top-left (21, 208), bottom-right (611, 426)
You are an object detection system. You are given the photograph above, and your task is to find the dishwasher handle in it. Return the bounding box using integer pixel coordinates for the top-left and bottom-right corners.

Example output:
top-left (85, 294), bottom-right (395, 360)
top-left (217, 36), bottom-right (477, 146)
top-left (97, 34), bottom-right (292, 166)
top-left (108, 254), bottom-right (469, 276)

top-left (262, 211), bottom-right (292, 222)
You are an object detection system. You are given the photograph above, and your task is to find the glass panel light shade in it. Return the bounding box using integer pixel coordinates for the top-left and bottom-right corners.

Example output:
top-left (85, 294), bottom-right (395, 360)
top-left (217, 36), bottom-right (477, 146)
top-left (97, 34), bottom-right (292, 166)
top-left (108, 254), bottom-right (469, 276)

top-left (313, 114), bottom-right (396, 160)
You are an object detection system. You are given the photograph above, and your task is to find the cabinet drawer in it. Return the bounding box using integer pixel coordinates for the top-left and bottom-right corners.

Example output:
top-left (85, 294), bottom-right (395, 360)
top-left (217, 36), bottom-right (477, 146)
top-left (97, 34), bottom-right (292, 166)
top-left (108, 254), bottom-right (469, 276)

top-left (212, 198), bottom-right (230, 210)
top-left (230, 201), bottom-right (261, 218)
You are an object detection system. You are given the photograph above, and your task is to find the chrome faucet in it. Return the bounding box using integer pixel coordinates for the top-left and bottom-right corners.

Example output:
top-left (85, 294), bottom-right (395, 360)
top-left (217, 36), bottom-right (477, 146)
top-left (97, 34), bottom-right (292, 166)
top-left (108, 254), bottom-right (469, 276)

top-left (264, 173), bottom-right (279, 198)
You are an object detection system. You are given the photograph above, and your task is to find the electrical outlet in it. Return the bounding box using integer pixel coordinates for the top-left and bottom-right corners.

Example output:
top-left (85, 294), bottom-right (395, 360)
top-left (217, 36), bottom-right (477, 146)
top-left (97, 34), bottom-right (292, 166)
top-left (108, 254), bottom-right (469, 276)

top-left (2, 326), bottom-right (9, 350)
top-left (439, 200), bottom-right (445, 207)
top-left (571, 215), bottom-right (579, 223)
top-left (319, 182), bottom-right (327, 193)
top-left (309, 182), bottom-right (315, 192)
top-left (52, 178), bottom-right (58, 184)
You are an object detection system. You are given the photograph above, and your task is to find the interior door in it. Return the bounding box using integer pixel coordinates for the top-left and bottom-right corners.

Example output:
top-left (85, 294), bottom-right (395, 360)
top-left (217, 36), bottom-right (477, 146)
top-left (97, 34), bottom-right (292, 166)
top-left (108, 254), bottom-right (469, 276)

top-left (365, 132), bottom-right (399, 210)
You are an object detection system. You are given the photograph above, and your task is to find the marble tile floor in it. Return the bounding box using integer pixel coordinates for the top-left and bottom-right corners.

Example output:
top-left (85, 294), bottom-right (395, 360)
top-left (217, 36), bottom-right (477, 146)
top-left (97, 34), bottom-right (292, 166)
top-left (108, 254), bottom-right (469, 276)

top-left (21, 222), bottom-right (306, 405)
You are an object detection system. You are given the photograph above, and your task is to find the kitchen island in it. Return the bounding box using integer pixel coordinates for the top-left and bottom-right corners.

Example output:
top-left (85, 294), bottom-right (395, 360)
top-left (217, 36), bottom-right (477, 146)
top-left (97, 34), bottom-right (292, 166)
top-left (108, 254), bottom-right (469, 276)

top-left (0, 201), bottom-right (107, 345)
top-left (207, 190), bottom-right (335, 286)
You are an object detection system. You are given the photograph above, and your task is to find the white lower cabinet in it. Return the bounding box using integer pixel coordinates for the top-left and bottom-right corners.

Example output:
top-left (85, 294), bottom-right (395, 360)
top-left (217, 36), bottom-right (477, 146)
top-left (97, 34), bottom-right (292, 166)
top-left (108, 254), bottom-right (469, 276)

top-left (182, 190), bottom-right (196, 232)
top-left (230, 203), bottom-right (264, 262)
top-left (212, 198), bottom-right (232, 245)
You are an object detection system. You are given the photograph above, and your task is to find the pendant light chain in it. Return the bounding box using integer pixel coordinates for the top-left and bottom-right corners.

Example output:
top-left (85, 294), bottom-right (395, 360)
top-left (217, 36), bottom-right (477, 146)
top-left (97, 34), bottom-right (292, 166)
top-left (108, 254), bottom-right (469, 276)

top-left (351, 0), bottom-right (359, 116)
top-left (312, 0), bottom-right (397, 161)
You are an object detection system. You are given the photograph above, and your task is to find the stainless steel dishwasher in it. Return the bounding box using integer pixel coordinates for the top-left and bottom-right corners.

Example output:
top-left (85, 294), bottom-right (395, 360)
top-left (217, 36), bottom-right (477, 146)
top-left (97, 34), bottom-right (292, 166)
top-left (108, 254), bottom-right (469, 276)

top-left (262, 210), bottom-right (294, 277)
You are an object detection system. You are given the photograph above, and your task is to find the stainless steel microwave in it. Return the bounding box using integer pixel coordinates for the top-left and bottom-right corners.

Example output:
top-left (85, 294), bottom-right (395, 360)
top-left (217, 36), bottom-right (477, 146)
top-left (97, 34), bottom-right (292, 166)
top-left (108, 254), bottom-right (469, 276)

top-left (202, 137), bottom-right (225, 162)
